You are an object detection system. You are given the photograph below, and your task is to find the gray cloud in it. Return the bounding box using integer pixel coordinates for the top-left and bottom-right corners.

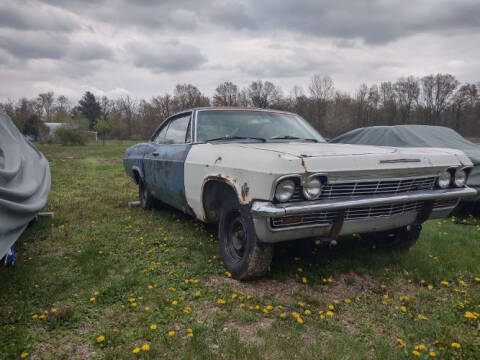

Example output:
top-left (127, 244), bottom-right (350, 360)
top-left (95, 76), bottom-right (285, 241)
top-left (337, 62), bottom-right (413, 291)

top-left (0, 31), bottom-right (69, 59)
top-left (0, 0), bottom-right (479, 101)
top-left (127, 41), bottom-right (207, 73)
top-left (0, 0), bottom-right (78, 32)
top-left (68, 41), bottom-right (115, 61)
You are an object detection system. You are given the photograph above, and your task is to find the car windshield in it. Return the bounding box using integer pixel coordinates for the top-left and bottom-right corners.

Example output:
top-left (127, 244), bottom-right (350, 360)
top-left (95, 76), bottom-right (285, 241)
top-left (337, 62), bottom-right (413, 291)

top-left (196, 110), bottom-right (325, 143)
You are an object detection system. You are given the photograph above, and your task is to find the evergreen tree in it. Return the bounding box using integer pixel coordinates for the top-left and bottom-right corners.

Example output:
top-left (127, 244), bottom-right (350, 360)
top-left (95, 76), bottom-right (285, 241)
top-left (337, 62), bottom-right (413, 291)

top-left (78, 91), bottom-right (101, 130)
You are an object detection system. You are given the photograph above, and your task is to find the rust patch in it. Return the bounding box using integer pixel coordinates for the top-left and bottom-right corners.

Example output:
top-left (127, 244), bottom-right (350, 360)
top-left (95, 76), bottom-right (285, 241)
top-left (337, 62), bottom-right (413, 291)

top-left (215, 156), bottom-right (222, 164)
top-left (241, 182), bottom-right (250, 201)
top-left (300, 157), bottom-right (308, 173)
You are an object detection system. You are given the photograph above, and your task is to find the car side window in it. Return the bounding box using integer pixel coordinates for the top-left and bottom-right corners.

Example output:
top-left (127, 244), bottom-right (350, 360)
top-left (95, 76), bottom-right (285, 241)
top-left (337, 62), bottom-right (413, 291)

top-left (164, 115), bottom-right (191, 144)
top-left (153, 123), bottom-right (169, 144)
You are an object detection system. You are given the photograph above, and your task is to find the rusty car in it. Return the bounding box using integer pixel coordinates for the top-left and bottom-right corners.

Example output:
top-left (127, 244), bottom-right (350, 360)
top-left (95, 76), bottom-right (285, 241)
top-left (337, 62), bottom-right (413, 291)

top-left (124, 108), bottom-right (477, 280)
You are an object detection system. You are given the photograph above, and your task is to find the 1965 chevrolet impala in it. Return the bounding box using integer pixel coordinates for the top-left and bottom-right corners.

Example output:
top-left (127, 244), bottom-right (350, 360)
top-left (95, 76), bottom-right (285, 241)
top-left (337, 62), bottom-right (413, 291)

top-left (124, 107), bottom-right (477, 279)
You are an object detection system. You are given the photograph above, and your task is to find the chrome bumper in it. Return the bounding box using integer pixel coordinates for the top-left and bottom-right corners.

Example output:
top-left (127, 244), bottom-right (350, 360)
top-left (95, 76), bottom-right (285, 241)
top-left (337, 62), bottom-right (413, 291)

top-left (251, 187), bottom-right (477, 243)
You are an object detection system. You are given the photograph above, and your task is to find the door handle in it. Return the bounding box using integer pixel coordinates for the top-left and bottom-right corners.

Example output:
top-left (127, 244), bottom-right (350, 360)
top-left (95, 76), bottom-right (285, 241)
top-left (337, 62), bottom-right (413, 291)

top-left (152, 152), bottom-right (159, 156)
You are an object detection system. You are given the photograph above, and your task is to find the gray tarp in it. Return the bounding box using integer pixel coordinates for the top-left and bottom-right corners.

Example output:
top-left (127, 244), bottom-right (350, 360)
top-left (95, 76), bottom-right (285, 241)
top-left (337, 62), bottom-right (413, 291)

top-left (332, 125), bottom-right (480, 187)
top-left (0, 113), bottom-right (51, 258)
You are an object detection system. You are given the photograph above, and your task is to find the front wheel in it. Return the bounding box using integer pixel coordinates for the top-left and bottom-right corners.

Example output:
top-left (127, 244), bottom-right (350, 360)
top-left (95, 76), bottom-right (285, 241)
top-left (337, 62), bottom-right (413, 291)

top-left (361, 224), bottom-right (422, 251)
top-left (138, 179), bottom-right (153, 210)
top-left (218, 195), bottom-right (273, 280)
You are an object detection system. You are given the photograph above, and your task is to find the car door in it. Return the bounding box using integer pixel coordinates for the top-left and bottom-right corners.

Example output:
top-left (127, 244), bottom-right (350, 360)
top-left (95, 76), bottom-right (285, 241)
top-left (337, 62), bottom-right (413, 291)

top-left (144, 112), bottom-right (193, 213)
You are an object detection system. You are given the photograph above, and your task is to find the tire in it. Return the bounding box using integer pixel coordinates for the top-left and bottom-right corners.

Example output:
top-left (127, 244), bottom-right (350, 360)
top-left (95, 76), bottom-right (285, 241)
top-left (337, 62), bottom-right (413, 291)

top-left (362, 224), bottom-right (422, 251)
top-left (218, 194), bottom-right (273, 280)
top-left (139, 178), bottom-right (153, 210)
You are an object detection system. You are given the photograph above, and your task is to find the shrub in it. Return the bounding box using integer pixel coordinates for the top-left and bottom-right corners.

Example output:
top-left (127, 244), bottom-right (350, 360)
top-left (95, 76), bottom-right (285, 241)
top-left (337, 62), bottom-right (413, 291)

top-left (55, 127), bottom-right (87, 146)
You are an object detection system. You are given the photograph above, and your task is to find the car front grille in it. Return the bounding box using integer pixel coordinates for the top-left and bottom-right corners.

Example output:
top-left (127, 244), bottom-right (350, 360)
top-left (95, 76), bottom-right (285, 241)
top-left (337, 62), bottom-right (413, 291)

top-left (271, 199), bottom-right (458, 229)
top-left (288, 176), bottom-right (438, 202)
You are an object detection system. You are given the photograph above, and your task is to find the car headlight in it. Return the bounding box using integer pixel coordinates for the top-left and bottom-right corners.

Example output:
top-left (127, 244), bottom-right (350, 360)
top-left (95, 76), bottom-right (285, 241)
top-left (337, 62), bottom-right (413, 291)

top-left (275, 179), bottom-right (295, 202)
top-left (437, 170), bottom-right (451, 189)
top-left (454, 168), bottom-right (467, 187)
top-left (303, 177), bottom-right (322, 200)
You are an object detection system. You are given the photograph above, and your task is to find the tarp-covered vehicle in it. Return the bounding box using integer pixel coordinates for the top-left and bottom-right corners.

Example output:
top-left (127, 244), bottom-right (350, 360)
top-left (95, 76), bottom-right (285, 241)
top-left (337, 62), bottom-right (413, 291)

top-left (332, 125), bottom-right (480, 215)
top-left (0, 113), bottom-right (51, 263)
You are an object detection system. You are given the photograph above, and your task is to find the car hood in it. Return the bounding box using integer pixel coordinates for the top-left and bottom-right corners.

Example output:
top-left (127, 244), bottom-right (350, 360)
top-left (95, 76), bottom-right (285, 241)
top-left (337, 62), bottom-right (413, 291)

top-left (237, 142), bottom-right (469, 159)
top-left (237, 142), bottom-right (396, 157)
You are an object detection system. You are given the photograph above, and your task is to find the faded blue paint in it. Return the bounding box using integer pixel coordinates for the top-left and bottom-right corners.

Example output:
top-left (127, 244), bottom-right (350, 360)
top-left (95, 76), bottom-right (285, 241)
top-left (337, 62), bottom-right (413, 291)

top-left (124, 142), bottom-right (192, 213)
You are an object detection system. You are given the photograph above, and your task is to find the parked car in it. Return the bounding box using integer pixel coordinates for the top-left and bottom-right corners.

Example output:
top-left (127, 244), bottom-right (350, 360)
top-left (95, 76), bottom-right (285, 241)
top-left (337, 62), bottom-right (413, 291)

top-left (332, 125), bottom-right (480, 215)
top-left (124, 108), bottom-right (477, 280)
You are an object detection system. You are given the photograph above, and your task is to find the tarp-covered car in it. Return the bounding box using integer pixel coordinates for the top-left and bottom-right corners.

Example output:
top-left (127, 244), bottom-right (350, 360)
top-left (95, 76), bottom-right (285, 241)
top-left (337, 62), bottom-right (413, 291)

top-left (0, 113), bottom-right (51, 262)
top-left (332, 125), bottom-right (480, 213)
top-left (124, 109), bottom-right (477, 280)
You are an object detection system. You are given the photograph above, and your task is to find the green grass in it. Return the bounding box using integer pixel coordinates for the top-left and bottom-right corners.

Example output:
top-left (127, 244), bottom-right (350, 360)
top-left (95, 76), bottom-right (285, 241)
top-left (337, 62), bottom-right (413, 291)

top-left (1, 141), bottom-right (479, 359)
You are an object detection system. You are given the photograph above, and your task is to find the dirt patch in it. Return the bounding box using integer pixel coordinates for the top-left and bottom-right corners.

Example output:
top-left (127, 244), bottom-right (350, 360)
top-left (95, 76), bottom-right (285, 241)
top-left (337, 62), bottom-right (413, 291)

top-left (207, 272), bottom-right (378, 304)
top-left (228, 317), bottom-right (274, 345)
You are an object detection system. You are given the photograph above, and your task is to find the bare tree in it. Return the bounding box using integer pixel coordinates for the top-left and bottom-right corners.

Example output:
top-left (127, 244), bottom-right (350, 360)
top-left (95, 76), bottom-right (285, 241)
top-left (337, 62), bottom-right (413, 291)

top-left (245, 80), bottom-right (282, 108)
top-left (379, 82), bottom-right (397, 125)
top-left (37, 91), bottom-right (55, 122)
top-left (308, 75), bottom-right (334, 131)
top-left (394, 76), bottom-right (419, 123)
top-left (116, 95), bottom-right (137, 138)
top-left (173, 84), bottom-right (210, 110)
top-left (421, 73), bottom-right (459, 125)
top-left (213, 82), bottom-right (239, 106)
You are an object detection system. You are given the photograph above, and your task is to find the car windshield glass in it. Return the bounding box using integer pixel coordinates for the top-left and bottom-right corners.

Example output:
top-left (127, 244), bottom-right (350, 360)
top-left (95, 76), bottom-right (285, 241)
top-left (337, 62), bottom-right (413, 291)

top-left (196, 110), bottom-right (325, 142)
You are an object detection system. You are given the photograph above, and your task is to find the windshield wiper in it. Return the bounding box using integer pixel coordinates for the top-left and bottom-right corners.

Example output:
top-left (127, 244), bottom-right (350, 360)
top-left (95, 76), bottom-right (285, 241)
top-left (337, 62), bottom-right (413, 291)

top-left (206, 136), bottom-right (266, 142)
top-left (269, 136), bottom-right (319, 142)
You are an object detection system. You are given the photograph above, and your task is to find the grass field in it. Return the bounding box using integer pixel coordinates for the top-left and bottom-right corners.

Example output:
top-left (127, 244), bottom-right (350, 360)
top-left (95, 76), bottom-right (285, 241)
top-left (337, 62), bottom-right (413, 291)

top-left (1, 141), bottom-right (479, 360)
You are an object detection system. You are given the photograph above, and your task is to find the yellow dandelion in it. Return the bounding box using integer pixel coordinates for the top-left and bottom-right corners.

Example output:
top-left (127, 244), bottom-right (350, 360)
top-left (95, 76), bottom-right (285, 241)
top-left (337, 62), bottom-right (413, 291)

top-left (31, 314), bottom-right (38, 319)
top-left (441, 281), bottom-right (449, 286)
top-left (301, 277), bottom-right (307, 284)
top-left (217, 299), bottom-right (226, 305)
top-left (344, 298), bottom-right (351, 304)
top-left (194, 291), bottom-right (201, 297)
top-left (412, 350), bottom-right (420, 356)
top-left (132, 347), bottom-right (140, 354)
top-left (464, 311), bottom-right (478, 319)
top-left (225, 271), bottom-right (232, 278)
top-left (415, 344), bottom-right (426, 351)
top-left (296, 316), bottom-right (304, 324)
top-left (171, 300), bottom-right (178, 306)
top-left (328, 304), bottom-right (335, 310)
top-left (279, 312), bottom-right (286, 319)
top-left (451, 342), bottom-right (461, 349)
top-left (144, 306), bottom-right (150, 311)
top-left (427, 284), bottom-right (433, 290)
top-left (89, 297), bottom-right (96, 303)
top-left (400, 306), bottom-right (407, 313)
top-left (396, 338), bottom-right (406, 347)
top-left (93, 290), bottom-right (100, 296)
top-left (304, 309), bottom-right (311, 315)
top-left (168, 330), bottom-right (175, 337)
top-left (231, 293), bottom-right (238, 299)
top-left (429, 351), bottom-right (436, 357)
top-left (416, 314), bottom-right (428, 321)
top-left (20, 352), bottom-right (29, 358)
top-left (326, 311), bottom-right (334, 317)
top-left (96, 335), bottom-right (105, 343)
top-left (150, 324), bottom-right (157, 330)
top-left (141, 344), bottom-right (150, 351)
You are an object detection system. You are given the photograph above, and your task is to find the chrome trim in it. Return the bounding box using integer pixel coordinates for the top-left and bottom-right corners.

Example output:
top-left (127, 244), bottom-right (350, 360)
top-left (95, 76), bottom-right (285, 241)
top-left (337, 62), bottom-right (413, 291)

top-left (252, 207), bottom-right (454, 243)
top-left (251, 187), bottom-right (478, 217)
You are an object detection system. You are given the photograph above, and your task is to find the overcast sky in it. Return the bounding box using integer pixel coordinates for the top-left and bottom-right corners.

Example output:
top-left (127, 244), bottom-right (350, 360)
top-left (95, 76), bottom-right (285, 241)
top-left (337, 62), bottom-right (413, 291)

top-left (1, 0), bottom-right (479, 102)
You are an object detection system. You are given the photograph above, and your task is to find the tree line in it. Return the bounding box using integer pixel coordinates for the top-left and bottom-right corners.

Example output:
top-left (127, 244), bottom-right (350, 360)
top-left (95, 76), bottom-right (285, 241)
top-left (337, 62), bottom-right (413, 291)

top-left (1, 73), bottom-right (479, 141)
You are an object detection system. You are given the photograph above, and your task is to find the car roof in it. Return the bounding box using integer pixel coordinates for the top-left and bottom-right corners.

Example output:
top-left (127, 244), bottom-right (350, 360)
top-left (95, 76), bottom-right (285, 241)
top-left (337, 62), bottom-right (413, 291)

top-left (170, 106), bottom-right (296, 118)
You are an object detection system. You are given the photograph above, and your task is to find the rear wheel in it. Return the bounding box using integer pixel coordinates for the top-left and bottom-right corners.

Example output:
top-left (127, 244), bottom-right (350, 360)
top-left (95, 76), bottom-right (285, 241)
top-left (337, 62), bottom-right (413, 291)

top-left (218, 194), bottom-right (273, 280)
top-left (362, 224), bottom-right (422, 251)
top-left (139, 179), bottom-right (153, 210)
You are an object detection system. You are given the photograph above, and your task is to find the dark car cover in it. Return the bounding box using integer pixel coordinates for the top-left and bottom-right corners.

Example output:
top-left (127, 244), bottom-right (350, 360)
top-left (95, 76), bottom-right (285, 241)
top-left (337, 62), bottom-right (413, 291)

top-left (0, 113), bottom-right (51, 258)
top-left (332, 125), bottom-right (480, 188)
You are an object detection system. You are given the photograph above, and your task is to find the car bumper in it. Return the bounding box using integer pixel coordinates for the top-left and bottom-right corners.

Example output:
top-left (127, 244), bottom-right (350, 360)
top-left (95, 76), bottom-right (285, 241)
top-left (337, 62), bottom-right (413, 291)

top-left (251, 187), bottom-right (478, 243)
